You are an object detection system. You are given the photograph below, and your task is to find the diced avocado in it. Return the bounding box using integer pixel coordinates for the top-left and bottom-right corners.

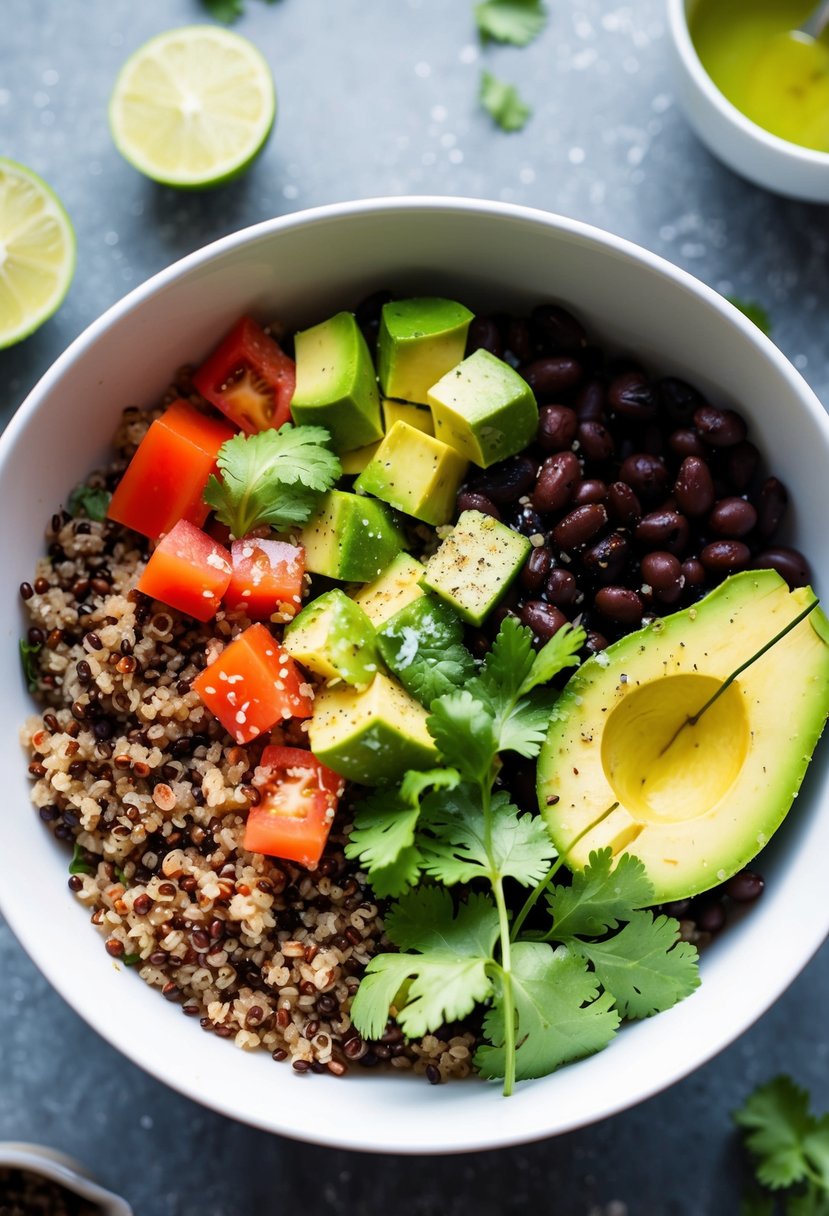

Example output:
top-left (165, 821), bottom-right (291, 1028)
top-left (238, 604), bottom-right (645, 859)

top-left (290, 311), bottom-right (383, 452)
top-left (427, 348), bottom-right (538, 468)
top-left (352, 552), bottom-right (426, 626)
top-left (377, 593), bottom-right (476, 707)
top-left (309, 672), bottom-right (439, 784)
top-left (382, 398), bottom-right (434, 436)
top-left (298, 490), bottom-right (405, 582)
top-left (283, 589), bottom-right (379, 688)
top-left (539, 570), bottom-right (829, 902)
top-left (340, 442), bottom-right (381, 475)
top-left (354, 421), bottom-right (468, 526)
top-left (422, 508), bottom-right (531, 625)
top-left (378, 297), bottom-right (473, 405)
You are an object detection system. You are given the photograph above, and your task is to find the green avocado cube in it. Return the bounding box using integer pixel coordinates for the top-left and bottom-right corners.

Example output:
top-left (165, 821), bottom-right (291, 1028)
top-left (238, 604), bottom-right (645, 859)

top-left (427, 348), bottom-right (538, 468)
top-left (308, 672), bottom-right (439, 784)
top-left (378, 297), bottom-right (474, 405)
top-left (354, 421), bottom-right (468, 526)
top-left (283, 589), bottom-right (379, 688)
top-left (422, 508), bottom-right (531, 625)
top-left (351, 552), bottom-right (426, 626)
top-left (340, 442), bottom-right (380, 475)
top-left (377, 593), bottom-right (476, 707)
top-left (290, 311), bottom-right (383, 452)
top-left (382, 398), bottom-right (434, 436)
top-left (298, 490), bottom-right (405, 582)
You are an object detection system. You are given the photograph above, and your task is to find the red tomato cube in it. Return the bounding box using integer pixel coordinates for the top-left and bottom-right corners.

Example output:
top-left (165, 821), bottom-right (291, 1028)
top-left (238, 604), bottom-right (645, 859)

top-left (192, 624), bottom-right (314, 745)
top-left (243, 745), bottom-right (345, 867)
top-left (224, 538), bottom-right (305, 621)
top-left (136, 520), bottom-right (232, 622)
top-left (193, 317), bottom-right (296, 434)
top-left (107, 399), bottom-right (235, 540)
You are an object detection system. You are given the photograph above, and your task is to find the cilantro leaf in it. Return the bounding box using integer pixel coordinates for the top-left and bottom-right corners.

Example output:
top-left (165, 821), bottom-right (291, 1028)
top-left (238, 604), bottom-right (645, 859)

top-left (19, 638), bottom-right (42, 692)
top-left (479, 70), bottom-right (532, 132)
top-left (426, 690), bottom-right (499, 783)
top-left (475, 615), bottom-right (535, 705)
top-left (519, 622), bottom-right (585, 695)
top-left (203, 425), bottom-right (341, 538)
top-left (418, 786), bottom-right (556, 888)
top-left (365, 849), bottom-right (424, 900)
top-left (377, 596), bottom-right (476, 708)
top-left (69, 843), bottom-right (95, 876)
top-left (475, 0), bottom-right (547, 46)
top-left (67, 484), bottom-right (111, 522)
top-left (344, 787), bottom-right (422, 895)
top-left (400, 766), bottom-right (461, 808)
top-left (495, 688), bottom-right (558, 758)
top-left (122, 953), bottom-right (142, 967)
top-left (735, 1077), bottom-right (829, 1193)
top-left (546, 848), bottom-right (654, 940)
top-left (476, 942), bottom-right (620, 1081)
top-left (201, 0), bottom-right (245, 19)
top-left (727, 297), bottom-right (772, 337)
top-left (351, 889), bottom-right (499, 1040)
top-left (576, 911), bottom-right (700, 1019)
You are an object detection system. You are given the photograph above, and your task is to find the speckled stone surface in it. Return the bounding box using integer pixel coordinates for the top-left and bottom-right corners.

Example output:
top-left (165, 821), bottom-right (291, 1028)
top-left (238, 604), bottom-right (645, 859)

top-left (1, 2), bottom-right (827, 1212)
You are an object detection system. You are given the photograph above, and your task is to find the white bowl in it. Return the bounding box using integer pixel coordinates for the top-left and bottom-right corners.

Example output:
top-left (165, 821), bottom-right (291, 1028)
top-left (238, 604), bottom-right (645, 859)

top-left (666, 0), bottom-right (829, 202)
top-left (2, 198), bottom-right (829, 1153)
top-left (0, 1142), bottom-right (132, 1215)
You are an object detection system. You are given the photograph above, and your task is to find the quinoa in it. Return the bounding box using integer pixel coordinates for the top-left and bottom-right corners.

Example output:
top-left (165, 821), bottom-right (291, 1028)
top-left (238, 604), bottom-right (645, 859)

top-left (19, 407), bottom-right (475, 1082)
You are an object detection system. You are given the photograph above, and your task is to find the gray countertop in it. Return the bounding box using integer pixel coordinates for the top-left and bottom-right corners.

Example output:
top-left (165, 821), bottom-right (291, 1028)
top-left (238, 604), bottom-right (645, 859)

top-left (1, 2), bottom-right (827, 1212)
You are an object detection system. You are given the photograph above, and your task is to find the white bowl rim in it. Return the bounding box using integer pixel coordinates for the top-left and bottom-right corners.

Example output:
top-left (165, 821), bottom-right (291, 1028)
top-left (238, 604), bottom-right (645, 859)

top-left (3, 195), bottom-right (829, 1153)
top-left (666, 0), bottom-right (829, 167)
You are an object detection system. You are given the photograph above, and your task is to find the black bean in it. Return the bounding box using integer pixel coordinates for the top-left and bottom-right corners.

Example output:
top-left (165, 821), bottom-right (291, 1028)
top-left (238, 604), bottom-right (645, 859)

top-left (581, 533), bottom-right (630, 585)
top-left (594, 586), bottom-right (644, 627)
top-left (752, 546), bottom-right (811, 588)
top-left (572, 478), bottom-right (608, 506)
top-left (608, 371), bottom-right (657, 420)
top-left (507, 318), bottom-right (533, 362)
top-left (19, 582), bottom-right (34, 601)
top-left (532, 451), bottom-right (580, 514)
top-left (725, 869), bottom-right (764, 902)
top-left (696, 900), bottom-right (726, 934)
top-left (754, 477), bottom-right (788, 540)
top-left (700, 540), bottom-right (751, 574)
top-left (467, 315), bottom-right (504, 359)
top-left (727, 441), bottom-right (760, 492)
top-left (472, 456), bottom-right (537, 504)
top-left (585, 630), bottom-right (609, 653)
top-left (521, 601), bottom-right (568, 641)
top-left (552, 503), bottom-right (608, 551)
top-left (575, 380), bottom-right (606, 422)
top-left (708, 497), bottom-right (757, 538)
top-left (520, 547), bottom-right (552, 592)
top-left (531, 303), bottom-right (587, 352)
top-left (544, 567), bottom-right (578, 608)
top-left (508, 503), bottom-right (545, 537)
top-left (658, 376), bottom-right (705, 427)
top-left (640, 551), bottom-right (683, 604)
top-left (607, 481), bottom-right (642, 527)
top-left (681, 557), bottom-right (707, 590)
top-left (694, 404), bottom-right (747, 448)
top-left (456, 490), bottom-right (500, 520)
top-left (634, 510), bottom-right (690, 555)
top-left (578, 420), bottom-right (615, 462)
top-left (668, 428), bottom-right (707, 460)
top-left (618, 453), bottom-right (669, 504)
top-left (537, 404), bottom-right (578, 452)
top-left (520, 355), bottom-right (583, 397)
top-left (674, 456), bottom-right (715, 518)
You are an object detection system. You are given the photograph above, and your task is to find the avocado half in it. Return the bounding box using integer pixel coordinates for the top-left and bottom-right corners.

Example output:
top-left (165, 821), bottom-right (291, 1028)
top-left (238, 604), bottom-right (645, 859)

top-left (538, 570), bottom-right (829, 902)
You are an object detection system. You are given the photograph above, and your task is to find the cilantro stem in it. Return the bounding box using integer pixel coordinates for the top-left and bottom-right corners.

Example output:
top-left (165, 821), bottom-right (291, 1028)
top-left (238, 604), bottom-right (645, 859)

top-left (481, 769), bottom-right (517, 1097)
top-left (510, 801), bottom-right (619, 941)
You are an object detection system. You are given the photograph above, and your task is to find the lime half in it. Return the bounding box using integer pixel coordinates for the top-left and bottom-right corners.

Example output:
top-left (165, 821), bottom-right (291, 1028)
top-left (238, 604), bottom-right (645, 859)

top-left (0, 159), bottom-right (75, 350)
top-left (109, 25), bottom-right (276, 189)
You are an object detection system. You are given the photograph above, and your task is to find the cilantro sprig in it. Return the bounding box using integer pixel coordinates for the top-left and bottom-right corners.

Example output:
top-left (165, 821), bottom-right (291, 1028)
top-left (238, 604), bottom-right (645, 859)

top-left (735, 1076), bottom-right (829, 1212)
top-left (475, 0), bottom-right (548, 46)
top-left (348, 617), bottom-right (700, 1095)
top-left (479, 71), bottom-right (532, 133)
top-left (203, 424), bottom-right (341, 539)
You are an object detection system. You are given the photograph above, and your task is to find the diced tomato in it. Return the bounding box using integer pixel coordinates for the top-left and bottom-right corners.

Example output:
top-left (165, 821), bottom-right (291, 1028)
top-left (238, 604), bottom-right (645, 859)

top-left (193, 317), bottom-right (296, 434)
top-left (136, 520), bottom-right (232, 622)
top-left (107, 398), bottom-right (236, 540)
top-left (192, 623), bottom-right (313, 745)
top-left (243, 745), bottom-right (345, 867)
top-left (224, 538), bottom-right (305, 621)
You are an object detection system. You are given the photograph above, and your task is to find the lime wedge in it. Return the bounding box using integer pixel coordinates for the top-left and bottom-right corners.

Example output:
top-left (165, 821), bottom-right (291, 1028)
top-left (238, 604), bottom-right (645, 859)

top-left (109, 25), bottom-right (276, 189)
top-left (0, 159), bottom-right (75, 350)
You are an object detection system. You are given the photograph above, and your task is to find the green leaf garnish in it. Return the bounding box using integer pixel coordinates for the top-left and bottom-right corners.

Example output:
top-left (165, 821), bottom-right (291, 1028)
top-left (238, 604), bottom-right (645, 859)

top-left (67, 484), bottom-right (111, 522)
top-left (727, 297), bottom-right (772, 337)
top-left (344, 787), bottom-right (423, 897)
top-left (122, 953), bottom-right (142, 967)
top-left (19, 638), bottom-right (42, 692)
top-left (736, 1077), bottom-right (829, 1198)
top-left (203, 424), bottom-right (341, 539)
top-left (475, 0), bottom-right (547, 45)
top-left (426, 690), bottom-right (499, 784)
top-left (377, 597), bottom-right (476, 708)
top-left (201, 0), bottom-right (245, 19)
top-left (69, 843), bottom-right (95, 876)
top-left (546, 848), bottom-right (654, 940)
top-left (479, 70), bottom-right (532, 132)
top-left (575, 911), bottom-right (700, 1019)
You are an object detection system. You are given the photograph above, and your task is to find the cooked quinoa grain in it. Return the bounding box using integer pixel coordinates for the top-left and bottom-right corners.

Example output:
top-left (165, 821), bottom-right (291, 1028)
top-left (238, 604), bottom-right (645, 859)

top-left (20, 407), bottom-right (476, 1082)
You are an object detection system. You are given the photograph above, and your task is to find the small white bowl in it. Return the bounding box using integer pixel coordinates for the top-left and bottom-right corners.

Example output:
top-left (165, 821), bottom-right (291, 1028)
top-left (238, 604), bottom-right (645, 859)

top-left (0, 1143), bottom-right (132, 1215)
top-left (1, 198), bottom-right (829, 1153)
top-left (666, 0), bottom-right (829, 202)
